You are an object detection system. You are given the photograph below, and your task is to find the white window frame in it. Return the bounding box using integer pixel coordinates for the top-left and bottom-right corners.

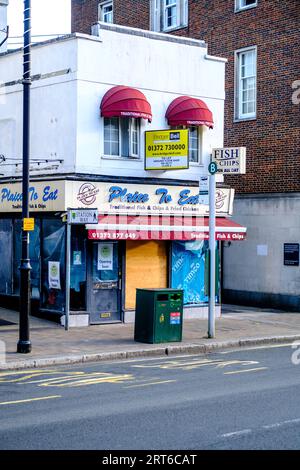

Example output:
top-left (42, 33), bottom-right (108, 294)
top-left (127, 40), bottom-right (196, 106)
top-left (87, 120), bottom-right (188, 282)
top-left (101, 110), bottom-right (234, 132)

top-left (151, 0), bottom-right (188, 32)
top-left (98, 1), bottom-right (113, 24)
top-left (188, 126), bottom-right (202, 165)
top-left (163, 0), bottom-right (178, 31)
top-left (235, 0), bottom-right (258, 13)
top-left (235, 46), bottom-right (257, 121)
top-left (175, 125), bottom-right (203, 165)
top-left (103, 117), bottom-right (141, 160)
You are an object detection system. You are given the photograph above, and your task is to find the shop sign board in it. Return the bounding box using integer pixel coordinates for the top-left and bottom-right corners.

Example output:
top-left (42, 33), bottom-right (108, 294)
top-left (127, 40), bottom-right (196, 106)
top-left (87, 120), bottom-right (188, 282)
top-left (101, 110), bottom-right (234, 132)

top-left (69, 181), bottom-right (235, 217)
top-left (0, 179), bottom-right (235, 217)
top-left (0, 180), bottom-right (65, 212)
top-left (212, 147), bottom-right (246, 174)
top-left (145, 129), bottom-right (189, 170)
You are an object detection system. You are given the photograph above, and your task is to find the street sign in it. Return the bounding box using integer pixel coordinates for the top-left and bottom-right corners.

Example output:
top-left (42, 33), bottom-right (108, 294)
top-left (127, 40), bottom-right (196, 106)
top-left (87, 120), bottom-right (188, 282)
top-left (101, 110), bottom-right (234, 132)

top-left (67, 208), bottom-right (98, 225)
top-left (212, 147), bottom-right (246, 174)
top-left (23, 218), bottom-right (35, 232)
top-left (145, 129), bottom-right (189, 170)
top-left (208, 161), bottom-right (218, 175)
top-left (199, 176), bottom-right (209, 205)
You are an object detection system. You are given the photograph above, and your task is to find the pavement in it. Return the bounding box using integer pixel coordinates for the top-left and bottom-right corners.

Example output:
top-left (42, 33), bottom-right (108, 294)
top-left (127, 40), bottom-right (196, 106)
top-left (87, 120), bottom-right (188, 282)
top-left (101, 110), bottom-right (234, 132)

top-left (0, 304), bottom-right (300, 371)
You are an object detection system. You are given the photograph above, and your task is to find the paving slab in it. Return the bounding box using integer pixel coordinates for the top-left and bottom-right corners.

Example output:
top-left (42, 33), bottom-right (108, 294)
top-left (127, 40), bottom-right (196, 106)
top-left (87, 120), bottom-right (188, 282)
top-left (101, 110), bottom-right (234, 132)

top-left (0, 304), bottom-right (300, 370)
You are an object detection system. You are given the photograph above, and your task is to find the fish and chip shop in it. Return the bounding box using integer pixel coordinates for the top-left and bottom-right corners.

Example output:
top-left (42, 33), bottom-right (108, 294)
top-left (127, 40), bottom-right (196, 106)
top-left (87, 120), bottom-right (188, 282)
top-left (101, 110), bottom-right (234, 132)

top-left (0, 178), bottom-right (246, 327)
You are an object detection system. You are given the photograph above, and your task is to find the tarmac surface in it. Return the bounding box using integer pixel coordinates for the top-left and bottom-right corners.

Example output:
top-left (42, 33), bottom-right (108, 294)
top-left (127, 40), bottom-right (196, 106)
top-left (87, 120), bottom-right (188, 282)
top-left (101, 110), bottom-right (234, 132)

top-left (1, 304), bottom-right (300, 370)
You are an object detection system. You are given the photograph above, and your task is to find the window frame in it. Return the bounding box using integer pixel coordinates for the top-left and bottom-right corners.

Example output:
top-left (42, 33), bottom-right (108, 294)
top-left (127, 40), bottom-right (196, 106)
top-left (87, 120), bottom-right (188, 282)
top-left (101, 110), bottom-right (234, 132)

top-left (151, 0), bottom-right (188, 32)
top-left (234, 46), bottom-right (257, 121)
top-left (103, 117), bottom-right (141, 160)
top-left (235, 0), bottom-right (258, 13)
top-left (175, 125), bottom-right (203, 165)
top-left (98, 0), bottom-right (114, 24)
top-left (163, 0), bottom-right (179, 31)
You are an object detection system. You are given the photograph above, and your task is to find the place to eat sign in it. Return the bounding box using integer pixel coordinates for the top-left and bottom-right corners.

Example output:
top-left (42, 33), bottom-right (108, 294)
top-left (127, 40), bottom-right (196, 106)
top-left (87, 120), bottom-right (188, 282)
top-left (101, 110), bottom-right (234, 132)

top-left (67, 208), bottom-right (99, 225)
top-left (145, 129), bottom-right (189, 171)
top-left (212, 147), bottom-right (246, 174)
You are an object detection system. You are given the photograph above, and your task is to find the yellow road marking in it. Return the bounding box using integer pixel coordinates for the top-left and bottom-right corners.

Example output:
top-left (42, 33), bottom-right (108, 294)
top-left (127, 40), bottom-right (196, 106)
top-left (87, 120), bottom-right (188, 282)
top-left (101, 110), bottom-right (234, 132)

top-left (132, 359), bottom-right (259, 371)
top-left (124, 380), bottom-right (176, 389)
top-left (224, 367), bottom-right (268, 375)
top-left (39, 373), bottom-right (134, 388)
top-left (0, 395), bottom-right (61, 406)
top-left (0, 370), bottom-right (81, 383)
top-left (220, 343), bottom-right (295, 354)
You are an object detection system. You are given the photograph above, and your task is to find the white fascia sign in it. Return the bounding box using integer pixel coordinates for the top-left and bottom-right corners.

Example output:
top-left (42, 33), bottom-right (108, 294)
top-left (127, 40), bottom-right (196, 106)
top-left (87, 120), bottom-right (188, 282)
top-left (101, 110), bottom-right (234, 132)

top-left (212, 147), bottom-right (246, 175)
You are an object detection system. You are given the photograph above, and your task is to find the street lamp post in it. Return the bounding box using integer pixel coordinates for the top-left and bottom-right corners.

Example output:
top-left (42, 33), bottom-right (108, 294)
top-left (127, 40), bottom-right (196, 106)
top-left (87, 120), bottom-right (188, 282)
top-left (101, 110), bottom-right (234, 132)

top-left (17, 0), bottom-right (32, 354)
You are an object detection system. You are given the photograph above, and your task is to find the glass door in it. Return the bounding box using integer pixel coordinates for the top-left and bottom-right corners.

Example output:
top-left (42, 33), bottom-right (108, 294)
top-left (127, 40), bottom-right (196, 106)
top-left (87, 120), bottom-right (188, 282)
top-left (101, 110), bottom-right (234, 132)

top-left (89, 242), bottom-right (122, 324)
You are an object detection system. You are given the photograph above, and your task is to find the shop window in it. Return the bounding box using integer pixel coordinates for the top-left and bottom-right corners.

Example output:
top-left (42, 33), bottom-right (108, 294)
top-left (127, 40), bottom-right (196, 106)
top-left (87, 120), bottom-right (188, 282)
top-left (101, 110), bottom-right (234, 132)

top-left (235, 0), bottom-right (257, 12)
top-left (13, 219), bottom-right (41, 299)
top-left (235, 46), bottom-right (257, 120)
top-left (104, 117), bottom-right (140, 158)
top-left (151, 0), bottom-right (188, 32)
top-left (171, 241), bottom-right (219, 305)
top-left (41, 219), bottom-right (66, 312)
top-left (0, 219), bottom-right (13, 295)
top-left (99, 1), bottom-right (113, 23)
top-left (70, 225), bottom-right (87, 311)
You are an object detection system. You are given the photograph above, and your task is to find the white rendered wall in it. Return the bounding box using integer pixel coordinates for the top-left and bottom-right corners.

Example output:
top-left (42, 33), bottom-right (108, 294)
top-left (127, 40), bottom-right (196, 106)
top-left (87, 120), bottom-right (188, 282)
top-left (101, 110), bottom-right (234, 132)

top-left (0, 26), bottom-right (226, 182)
top-left (75, 27), bottom-right (225, 182)
top-left (0, 38), bottom-right (78, 176)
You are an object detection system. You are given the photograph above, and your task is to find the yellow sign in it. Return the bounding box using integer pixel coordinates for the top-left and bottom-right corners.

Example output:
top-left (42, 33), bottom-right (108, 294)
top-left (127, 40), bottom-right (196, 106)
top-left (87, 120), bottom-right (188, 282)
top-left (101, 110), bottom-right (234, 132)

top-left (23, 218), bottom-right (35, 232)
top-left (145, 129), bottom-right (189, 170)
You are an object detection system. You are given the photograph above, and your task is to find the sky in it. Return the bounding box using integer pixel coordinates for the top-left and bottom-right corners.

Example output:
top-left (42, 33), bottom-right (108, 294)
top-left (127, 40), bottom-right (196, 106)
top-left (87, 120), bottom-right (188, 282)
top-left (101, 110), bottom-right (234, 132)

top-left (7, 0), bottom-right (71, 45)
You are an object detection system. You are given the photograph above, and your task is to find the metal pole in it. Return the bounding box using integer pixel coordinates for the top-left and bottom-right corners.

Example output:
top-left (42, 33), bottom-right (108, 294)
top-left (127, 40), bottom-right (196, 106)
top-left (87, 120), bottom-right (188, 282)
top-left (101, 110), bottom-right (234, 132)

top-left (208, 172), bottom-right (216, 338)
top-left (65, 221), bottom-right (71, 331)
top-left (17, 0), bottom-right (32, 354)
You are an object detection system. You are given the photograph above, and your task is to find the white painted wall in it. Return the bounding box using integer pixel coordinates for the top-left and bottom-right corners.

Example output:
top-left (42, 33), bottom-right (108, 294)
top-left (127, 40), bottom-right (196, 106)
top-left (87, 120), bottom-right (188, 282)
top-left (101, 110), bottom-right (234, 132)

top-left (0, 24), bottom-right (226, 182)
top-left (223, 194), bottom-right (300, 296)
top-left (0, 37), bottom-right (78, 176)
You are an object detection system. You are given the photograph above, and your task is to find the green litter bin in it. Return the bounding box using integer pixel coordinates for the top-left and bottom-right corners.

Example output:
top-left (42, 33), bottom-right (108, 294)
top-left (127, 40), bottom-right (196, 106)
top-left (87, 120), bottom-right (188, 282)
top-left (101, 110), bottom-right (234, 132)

top-left (134, 288), bottom-right (184, 344)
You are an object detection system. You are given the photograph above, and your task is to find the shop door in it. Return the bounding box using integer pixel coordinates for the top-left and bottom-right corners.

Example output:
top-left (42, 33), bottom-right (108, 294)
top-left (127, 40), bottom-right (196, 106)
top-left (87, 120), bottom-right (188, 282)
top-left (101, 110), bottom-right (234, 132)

top-left (89, 242), bottom-right (122, 324)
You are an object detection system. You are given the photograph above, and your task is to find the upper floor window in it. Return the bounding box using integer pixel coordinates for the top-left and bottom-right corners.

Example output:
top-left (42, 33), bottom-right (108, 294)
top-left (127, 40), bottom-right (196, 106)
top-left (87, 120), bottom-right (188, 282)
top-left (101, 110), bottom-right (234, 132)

top-left (235, 0), bottom-right (257, 12)
top-left (104, 117), bottom-right (140, 158)
top-left (188, 126), bottom-right (201, 164)
top-left (235, 47), bottom-right (257, 120)
top-left (99, 1), bottom-right (113, 23)
top-left (175, 126), bottom-right (202, 164)
top-left (151, 0), bottom-right (188, 32)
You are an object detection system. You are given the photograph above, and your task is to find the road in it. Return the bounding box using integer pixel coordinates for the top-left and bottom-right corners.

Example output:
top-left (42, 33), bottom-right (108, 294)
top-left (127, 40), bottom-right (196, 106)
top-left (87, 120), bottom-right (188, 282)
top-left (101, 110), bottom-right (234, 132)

top-left (0, 344), bottom-right (300, 450)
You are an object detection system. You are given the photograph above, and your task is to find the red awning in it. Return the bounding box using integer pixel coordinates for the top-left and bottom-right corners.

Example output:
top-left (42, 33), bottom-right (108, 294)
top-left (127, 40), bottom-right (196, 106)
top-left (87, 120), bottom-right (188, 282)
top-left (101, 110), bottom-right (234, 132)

top-left (100, 85), bottom-right (152, 122)
top-left (166, 96), bottom-right (214, 128)
top-left (87, 215), bottom-right (246, 242)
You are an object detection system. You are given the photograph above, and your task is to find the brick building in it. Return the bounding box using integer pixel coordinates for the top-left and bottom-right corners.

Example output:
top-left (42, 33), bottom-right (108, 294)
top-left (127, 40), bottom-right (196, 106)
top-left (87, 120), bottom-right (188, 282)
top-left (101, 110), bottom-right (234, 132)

top-left (72, 0), bottom-right (300, 311)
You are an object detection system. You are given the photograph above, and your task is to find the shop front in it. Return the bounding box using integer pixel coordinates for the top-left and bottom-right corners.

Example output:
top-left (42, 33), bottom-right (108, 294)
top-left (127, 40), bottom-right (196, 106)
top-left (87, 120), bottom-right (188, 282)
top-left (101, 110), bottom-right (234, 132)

top-left (0, 178), bottom-right (246, 326)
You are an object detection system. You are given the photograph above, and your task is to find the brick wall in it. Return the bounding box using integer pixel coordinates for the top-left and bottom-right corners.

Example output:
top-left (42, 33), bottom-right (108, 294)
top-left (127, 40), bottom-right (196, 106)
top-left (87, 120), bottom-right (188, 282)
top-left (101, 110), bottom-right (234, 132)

top-left (72, 0), bottom-right (300, 194)
top-left (72, 0), bottom-right (149, 33)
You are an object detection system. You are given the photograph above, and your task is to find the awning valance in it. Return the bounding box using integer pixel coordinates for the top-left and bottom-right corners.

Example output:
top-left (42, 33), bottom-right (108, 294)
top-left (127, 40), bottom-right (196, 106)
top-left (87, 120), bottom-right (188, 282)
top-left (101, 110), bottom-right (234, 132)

top-left (87, 215), bottom-right (246, 242)
top-left (100, 85), bottom-right (152, 122)
top-left (166, 96), bottom-right (214, 128)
